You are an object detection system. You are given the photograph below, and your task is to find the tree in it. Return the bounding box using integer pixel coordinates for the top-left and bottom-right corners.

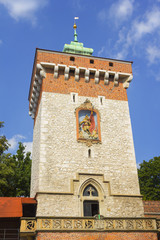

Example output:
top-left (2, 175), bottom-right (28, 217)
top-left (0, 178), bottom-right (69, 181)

top-left (0, 122), bottom-right (31, 197)
top-left (0, 121), bottom-right (16, 196)
top-left (13, 142), bottom-right (31, 197)
top-left (0, 121), bottom-right (10, 154)
top-left (138, 156), bottom-right (160, 200)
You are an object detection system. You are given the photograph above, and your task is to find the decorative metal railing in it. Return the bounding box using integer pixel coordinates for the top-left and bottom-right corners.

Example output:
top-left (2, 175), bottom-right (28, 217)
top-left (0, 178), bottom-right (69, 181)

top-left (0, 229), bottom-right (19, 240)
top-left (20, 217), bottom-right (160, 233)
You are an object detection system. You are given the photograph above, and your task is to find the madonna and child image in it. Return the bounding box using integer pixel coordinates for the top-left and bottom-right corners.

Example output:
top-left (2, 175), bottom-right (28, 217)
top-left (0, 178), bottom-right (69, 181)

top-left (78, 110), bottom-right (99, 140)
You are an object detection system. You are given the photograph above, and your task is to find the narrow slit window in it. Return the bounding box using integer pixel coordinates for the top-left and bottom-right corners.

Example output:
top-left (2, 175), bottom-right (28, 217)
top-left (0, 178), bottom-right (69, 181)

top-left (88, 149), bottom-right (91, 158)
top-left (90, 59), bottom-right (94, 64)
top-left (109, 62), bottom-right (113, 67)
top-left (100, 97), bottom-right (103, 105)
top-left (73, 94), bottom-right (75, 102)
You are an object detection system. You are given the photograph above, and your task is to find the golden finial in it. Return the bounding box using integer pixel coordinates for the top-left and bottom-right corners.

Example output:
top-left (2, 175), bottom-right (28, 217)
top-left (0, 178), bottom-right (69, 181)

top-left (73, 23), bottom-right (77, 29)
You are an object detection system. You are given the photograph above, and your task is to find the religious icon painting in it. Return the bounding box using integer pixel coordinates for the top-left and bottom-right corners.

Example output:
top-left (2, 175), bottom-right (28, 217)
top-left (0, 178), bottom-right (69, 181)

top-left (76, 100), bottom-right (101, 145)
top-left (78, 110), bottom-right (99, 140)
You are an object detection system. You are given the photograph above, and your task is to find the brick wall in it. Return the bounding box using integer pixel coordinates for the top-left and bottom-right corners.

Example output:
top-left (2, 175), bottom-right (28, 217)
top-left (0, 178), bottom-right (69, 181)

top-left (36, 232), bottom-right (158, 240)
top-left (144, 201), bottom-right (160, 219)
top-left (30, 50), bottom-right (133, 122)
top-left (36, 50), bottom-right (132, 74)
top-left (42, 68), bottom-right (128, 100)
top-left (29, 49), bottom-right (133, 123)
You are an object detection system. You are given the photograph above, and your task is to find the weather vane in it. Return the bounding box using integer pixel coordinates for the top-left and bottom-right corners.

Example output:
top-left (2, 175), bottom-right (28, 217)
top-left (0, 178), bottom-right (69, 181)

top-left (74, 17), bottom-right (79, 24)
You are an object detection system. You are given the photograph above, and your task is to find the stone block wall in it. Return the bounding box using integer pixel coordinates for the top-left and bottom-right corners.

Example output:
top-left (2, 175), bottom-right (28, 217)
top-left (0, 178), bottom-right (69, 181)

top-left (31, 92), bottom-right (144, 217)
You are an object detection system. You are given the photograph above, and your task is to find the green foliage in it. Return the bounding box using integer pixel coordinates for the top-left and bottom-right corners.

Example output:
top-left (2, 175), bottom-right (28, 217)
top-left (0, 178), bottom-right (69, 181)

top-left (0, 121), bottom-right (10, 155)
top-left (13, 142), bottom-right (31, 197)
top-left (0, 153), bottom-right (16, 196)
top-left (138, 156), bottom-right (160, 200)
top-left (0, 122), bottom-right (31, 197)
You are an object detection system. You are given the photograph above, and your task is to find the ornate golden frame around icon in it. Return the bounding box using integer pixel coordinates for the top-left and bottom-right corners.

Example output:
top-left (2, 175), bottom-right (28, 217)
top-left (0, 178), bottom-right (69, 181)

top-left (75, 99), bottom-right (101, 146)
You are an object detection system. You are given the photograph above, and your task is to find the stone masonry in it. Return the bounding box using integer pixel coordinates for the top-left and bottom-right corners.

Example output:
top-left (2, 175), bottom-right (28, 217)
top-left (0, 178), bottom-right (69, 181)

top-left (29, 49), bottom-right (144, 218)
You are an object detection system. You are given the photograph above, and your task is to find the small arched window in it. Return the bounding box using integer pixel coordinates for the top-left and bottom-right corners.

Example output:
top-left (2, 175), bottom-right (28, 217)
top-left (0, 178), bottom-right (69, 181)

top-left (83, 184), bottom-right (99, 216)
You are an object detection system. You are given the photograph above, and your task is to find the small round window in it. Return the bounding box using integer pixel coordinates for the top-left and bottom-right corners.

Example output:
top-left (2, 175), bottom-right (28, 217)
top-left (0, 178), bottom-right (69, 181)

top-left (83, 184), bottom-right (98, 196)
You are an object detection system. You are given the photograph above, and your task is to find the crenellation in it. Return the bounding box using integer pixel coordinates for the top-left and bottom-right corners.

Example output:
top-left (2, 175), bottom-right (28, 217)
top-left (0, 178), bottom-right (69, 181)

top-left (29, 50), bottom-right (133, 120)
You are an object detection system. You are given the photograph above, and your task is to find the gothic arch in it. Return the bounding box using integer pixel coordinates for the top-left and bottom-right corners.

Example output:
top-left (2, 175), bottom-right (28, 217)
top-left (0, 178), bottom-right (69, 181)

top-left (79, 178), bottom-right (104, 217)
top-left (79, 178), bottom-right (105, 201)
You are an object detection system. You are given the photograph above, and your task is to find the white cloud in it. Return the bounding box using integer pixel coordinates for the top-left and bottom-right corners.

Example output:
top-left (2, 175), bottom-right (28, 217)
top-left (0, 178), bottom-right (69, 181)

top-left (0, 0), bottom-right (48, 24)
top-left (129, 7), bottom-right (160, 42)
top-left (109, 0), bottom-right (134, 22)
top-left (114, 47), bottom-right (128, 60)
top-left (113, 7), bottom-right (160, 60)
top-left (8, 134), bottom-right (25, 150)
top-left (8, 135), bottom-right (32, 154)
top-left (98, 0), bottom-right (134, 23)
top-left (146, 45), bottom-right (160, 64)
top-left (23, 141), bottom-right (33, 154)
top-left (97, 46), bottom-right (105, 56)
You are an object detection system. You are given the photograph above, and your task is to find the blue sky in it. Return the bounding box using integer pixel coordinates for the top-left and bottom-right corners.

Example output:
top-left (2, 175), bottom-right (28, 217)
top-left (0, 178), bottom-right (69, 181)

top-left (0, 0), bottom-right (160, 165)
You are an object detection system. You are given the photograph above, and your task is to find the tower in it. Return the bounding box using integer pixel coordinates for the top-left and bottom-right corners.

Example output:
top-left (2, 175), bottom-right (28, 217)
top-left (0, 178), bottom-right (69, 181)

top-left (29, 23), bottom-right (144, 217)
top-left (24, 23), bottom-right (160, 239)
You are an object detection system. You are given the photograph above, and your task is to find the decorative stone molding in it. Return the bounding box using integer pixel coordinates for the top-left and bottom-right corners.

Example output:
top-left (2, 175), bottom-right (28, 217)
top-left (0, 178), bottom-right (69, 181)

top-left (54, 65), bottom-right (59, 78)
top-left (20, 217), bottom-right (159, 233)
top-left (64, 66), bottom-right (69, 80)
top-left (95, 70), bottom-right (99, 84)
top-left (104, 71), bottom-right (109, 85)
top-left (123, 74), bottom-right (133, 89)
top-left (29, 64), bottom-right (46, 119)
top-left (39, 61), bottom-right (132, 89)
top-left (75, 68), bottom-right (80, 81)
top-left (29, 62), bottom-right (133, 119)
top-left (35, 172), bottom-right (142, 200)
top-left (20, 218), bottom-right (36, 233)
top-left (85, 69), bottom-right (90, 83)
top-left (76, 98), bottom-right (94, 110)
top-left (114, 72), bottom-right (119, 86)
top-left (79, 177), bottom-right (105, 205)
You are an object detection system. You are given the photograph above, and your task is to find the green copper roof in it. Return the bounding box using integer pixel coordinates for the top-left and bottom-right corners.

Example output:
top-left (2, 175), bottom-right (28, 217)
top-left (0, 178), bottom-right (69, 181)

top-left (63, 24), bottom-right (93, 56)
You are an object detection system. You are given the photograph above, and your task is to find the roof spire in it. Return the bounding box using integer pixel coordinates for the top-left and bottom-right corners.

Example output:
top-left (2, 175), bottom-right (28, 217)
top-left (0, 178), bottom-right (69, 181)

top-left (73, 17), bottom-right (79, 42)
top-left (63, 18), bottom-right (94, 56)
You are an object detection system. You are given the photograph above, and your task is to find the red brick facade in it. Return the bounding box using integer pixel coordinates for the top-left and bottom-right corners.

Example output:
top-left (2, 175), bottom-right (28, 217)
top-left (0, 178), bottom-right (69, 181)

top-left (29, 49), bottom-right (133, 122)
top-left (144, 201), bottom-right (160, 218)
top-left (30, 49), bottom-right (132, 102)
top-left (36, 51), bottom-right (132, 74)
top-left (36, 232), bottom-right (158, 240)
top-left (42, 69), bottom-right (128, 100)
